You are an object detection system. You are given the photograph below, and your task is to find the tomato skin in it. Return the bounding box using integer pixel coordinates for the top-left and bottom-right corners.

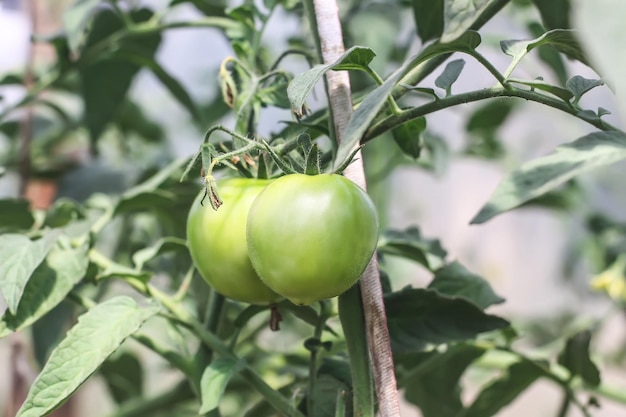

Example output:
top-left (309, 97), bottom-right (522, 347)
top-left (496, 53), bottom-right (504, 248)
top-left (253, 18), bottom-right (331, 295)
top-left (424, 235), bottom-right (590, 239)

top-left (246, 174), bottom-right (379, 305)
top-left (186, 178), bottom-right (281, 305)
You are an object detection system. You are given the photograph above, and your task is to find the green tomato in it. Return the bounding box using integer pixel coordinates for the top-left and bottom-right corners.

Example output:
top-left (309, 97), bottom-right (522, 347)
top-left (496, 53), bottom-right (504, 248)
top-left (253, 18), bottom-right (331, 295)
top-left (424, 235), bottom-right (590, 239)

top-left (186, 178), bottom-right (281, 305)
top-left (246, 173), bottom-right (379, 305)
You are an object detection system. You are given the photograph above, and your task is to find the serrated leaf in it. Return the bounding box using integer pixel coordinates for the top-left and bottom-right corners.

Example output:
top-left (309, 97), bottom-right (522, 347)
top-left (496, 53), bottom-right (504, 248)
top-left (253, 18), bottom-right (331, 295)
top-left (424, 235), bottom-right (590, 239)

top-left (573, 0), bottom-right (626, 119)
top-left (566, 75), bottom-right (604, 104)
top-left (287, 46), bottom-right (376, 111)
top-left (428, 262), bottom-right (504, 309)
top-left (0, 244), bottom-right (89, 338)
top-left (508, 78), bottom-right (574, 102)
top-left (501, 29), bottom-right (588, 78)
top-left (0, 230), bottom-right (61, 314)
top-left (385, 288), bottom-right (509, 354)
top-left (464, 360), bottom-right (545, 417)
top-left (62, 0), bottom-right (102, 54)
top-left (472, 131), bottom-right (626, 224)
top-left (0, 198), bottom-right (34, 231)
top-left (392, 117), bottom-right (426, 159)
top-left (132, 237), bottom-right (188, 270)
top-left (442, 0), bottom-right (496, 43)
top-left (412, 0), bottom-right (444, 42)
top-left (199, 358), bottom-right (245, 413)
top-left (16, 297), bottom-right (159, 417)
top-left (403, 344), bottom-right (486, 417)
top-left (377, 226), bottom-right (447, 270)
top-left (435, 59), bottom-right (465, 96)
top-left (335, 31), bottom-right (481, 170)
top-left (557, 330), bottom-right (601, 386)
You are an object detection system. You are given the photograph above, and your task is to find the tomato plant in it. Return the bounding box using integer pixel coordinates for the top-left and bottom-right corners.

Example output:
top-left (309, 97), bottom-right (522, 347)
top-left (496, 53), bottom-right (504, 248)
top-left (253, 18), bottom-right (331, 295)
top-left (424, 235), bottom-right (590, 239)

top-left (187, 177), bottom-right (280, 305)
top-left (246, 173), bottom-right (379, 305)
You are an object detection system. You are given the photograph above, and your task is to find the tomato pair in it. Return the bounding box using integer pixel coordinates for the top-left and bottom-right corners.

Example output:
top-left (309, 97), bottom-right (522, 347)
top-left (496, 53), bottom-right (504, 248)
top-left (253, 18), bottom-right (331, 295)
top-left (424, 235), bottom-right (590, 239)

top-left (186, 174), bottom-right (379, 305)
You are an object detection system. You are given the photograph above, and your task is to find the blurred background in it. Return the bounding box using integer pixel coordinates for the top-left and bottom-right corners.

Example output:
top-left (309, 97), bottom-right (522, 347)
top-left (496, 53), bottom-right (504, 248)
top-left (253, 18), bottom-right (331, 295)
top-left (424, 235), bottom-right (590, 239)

top-left (1, 0), bottom-right (626, 416)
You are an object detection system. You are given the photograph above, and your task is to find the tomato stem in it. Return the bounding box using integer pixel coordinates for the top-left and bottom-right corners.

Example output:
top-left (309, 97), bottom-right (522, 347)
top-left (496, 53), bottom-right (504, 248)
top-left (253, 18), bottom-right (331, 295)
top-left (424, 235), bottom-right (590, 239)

top-left (307, 300), bottom-right (332, 416)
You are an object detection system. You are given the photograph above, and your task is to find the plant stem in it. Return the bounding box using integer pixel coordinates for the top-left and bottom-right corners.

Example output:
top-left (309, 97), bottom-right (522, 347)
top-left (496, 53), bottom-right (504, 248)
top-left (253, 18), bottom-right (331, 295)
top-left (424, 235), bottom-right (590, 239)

top-left (106, 379), bottom-right (195, 417)
top-left (556, 391), bottom-right (571, 417)
top-left (339, 285), bottom-right (375, 417)
top-left (307, 301), bottom-right (331, 416)
top-left (365, 85), bottom-right (618, 143)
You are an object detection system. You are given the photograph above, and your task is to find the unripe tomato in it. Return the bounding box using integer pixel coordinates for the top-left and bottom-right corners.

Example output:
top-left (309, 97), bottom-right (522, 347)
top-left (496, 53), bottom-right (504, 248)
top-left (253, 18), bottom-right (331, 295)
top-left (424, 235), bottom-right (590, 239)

top-left (246, 174), bottom-right (379, 305)
top-left (186, 178), bottom-right (281, 305)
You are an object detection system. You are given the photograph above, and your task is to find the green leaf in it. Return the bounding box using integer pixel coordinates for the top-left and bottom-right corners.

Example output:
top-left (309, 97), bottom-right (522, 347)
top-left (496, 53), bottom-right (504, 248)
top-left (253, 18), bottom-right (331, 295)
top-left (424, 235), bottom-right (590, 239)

top-left (132, 237), bottom-right (188, 270)
top-left (501, 29), bottom-right (589, 77)
top-left (573, 0), bottom-right (626, 119)
top-left (0, 230), bottom-right (61, 315)
top-left (169, 0), bottom-right (227, 17)
top-left (467, 100), bottom-right (515, 133)
top-left (118, 51), bottom-right (204, 125)
top-left (0, 199), bottom-right (34, 231)
top-left (79, 8), bottom-right (161, 142)
top-left (199, 358), bottom-right (245, 413)
top-left (392, 117), bottom-right (426, 159)
top-left (557, 330), bottom-right (601, 386)
top-left (412, 0), bottom-right (444, 42)
top-left (287, 46), bottom-right (376, 111)
top-left (508, 78), bottom-right (573, 102)
top-left (99, 351), bottom-right (144, 404)
top-left (403, 344), bottom-right (486, 417)
top-left (435, 59), bottom-right (465, 96)
top-left (384, 288), bottom-right (509, 354)
top-left (531, 0), bottom-right (571, 29)
top-left (16, 297), bottom-right (158, 417)
top-left (378, 226), bottom-right (447, 271)
top-left (335, 31), bottom-right (481, 170)
top-left (471, 131), bottom-right (626, 224)
top-left (527, 22), bottom-right (568, 85)
top-left (442, 0), bottom-right (497, 43)
top-left (0, 244), bottom-right (89, 338)
top-left (62, 0), bottom-right (102, 54)
top-left (566, 75), bottom-right (604, 104)
top-left (44, 198), bottom-right (85, 228)
top-left (464, 360), bottom-right (545, 417)
top-left (428, 262), bottom-right (504, 309)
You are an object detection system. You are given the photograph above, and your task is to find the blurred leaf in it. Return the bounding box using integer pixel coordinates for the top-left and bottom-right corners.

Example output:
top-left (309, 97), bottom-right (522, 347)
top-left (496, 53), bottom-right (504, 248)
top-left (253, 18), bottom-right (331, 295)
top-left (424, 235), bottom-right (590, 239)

top-left (508, 78), bottom-right (574, 102)
top-left (501, 29), bottom-right (589, 77)
top-left (428, 262), bottom-right (505, 309)
top-left (418, 132), bottom-right (450, 174)
top-left (435, 59), bottom-right (465, 96)
top-left (287, 46), bottom-right (376, 111)
top-left (62, 0), bottom-right (102, 54)
top-left (257, 80), bottom-right (291, 109)
top-left (531, 0), bottom-right (570, 29)
top-left (336, 31), bottom-right (481, 170)
top-left (0, 244), bottom-right (89, 338)
top-left (558, 330), bottom-right (601, 386)
top-left (199, 358), bottom-right (245, 413)
top-left (403, 344), bottom-right (486, 417)
top-left (464, 360), bottom-right (546, 417)
top-left (31, 302), bottom-right (74, 367)
top-left (169, 0), bottom-right (227, 16)
top-left (100, 351), bottom-right (144, 403)
top-left (16, 297), bottom-right (159, 417)
top-left (519, 179), bottom-right (580, 211)
top-left (472, 131), bottom-right (626, 224)
top-left (44, 198), bottom-right (85, 228)
top-left (79, 8), bottom-right (161, 142)
top-left (466, 100), bottom-right (515, 132)
top-left (0, 230), bottom-right (61, 314)
top-left (114, 99), bottom-right (165, 142)
top-left (412, 0), bottom-right (444, 42)
top-left (566, 75), bottom-right (604, 104)
top-left (573, 0), bottom-right (626, 119)
top-left (378, 226), bottom-right (447, 270)
top-left (392, 117), bottom-right (426, 159)
top-left (385, 288), bottom-right (509, 354)
top-left (0, 199), bottom-right (35, 231)
top-left (132, 237), bottom-right (188, 270)
top-left (442, 0), bottom-right (498, 43)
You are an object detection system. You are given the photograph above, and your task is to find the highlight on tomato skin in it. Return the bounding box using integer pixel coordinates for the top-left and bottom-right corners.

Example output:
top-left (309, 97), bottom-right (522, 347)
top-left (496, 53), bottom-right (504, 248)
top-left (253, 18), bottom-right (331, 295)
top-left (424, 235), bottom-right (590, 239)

top-left (186, 177), bottom-right (282, 305)
top-left (246, 173), bottom-right (379, 305)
